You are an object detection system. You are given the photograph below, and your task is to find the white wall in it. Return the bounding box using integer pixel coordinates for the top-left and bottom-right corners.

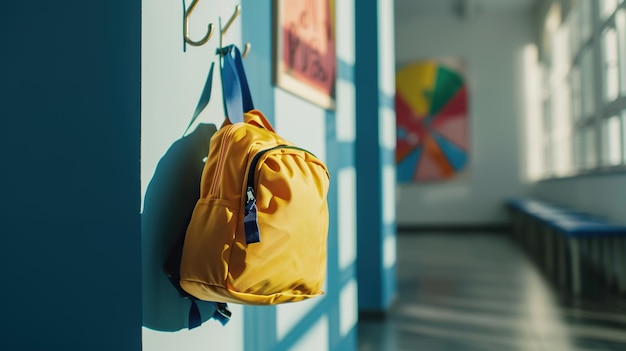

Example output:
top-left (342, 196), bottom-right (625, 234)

top-left (141, 0), bottom-right (358, 350)
top-left (531, 174), bottom-right (626, 225)
top-left (142, 0), bottom-right (248, 349)
top-left (142, 1), bottom-right (240, 197)
top-left (395, 10), bottom-right (534, 226)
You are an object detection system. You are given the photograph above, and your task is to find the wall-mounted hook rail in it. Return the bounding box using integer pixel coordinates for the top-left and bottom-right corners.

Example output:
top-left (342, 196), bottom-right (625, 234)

top-left (184, 0), bottom-right (214, 46)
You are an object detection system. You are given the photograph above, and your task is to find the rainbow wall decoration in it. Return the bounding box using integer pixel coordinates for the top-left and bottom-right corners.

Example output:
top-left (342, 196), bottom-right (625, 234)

top-left (395, 59), bottom-right (469, 182)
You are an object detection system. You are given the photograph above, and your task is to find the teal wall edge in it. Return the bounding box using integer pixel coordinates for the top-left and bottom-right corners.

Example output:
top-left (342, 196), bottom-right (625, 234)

top-left (355, 0), bottom-right (397, 312)
top-left (1, 1), bottom-right (142, 349)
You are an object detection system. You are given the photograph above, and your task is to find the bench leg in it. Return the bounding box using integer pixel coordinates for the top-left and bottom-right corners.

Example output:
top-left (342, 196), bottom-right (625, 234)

top-left (526, 220), bottom-right (534, 255)
top-left (603, 238), bottom-right (614, 289)
top-left (616, 238), bottom-right (626, 295)
top-left (569, 238), bottom-right (581, 296)
top-left (511, 211), bottom-right (521, 242)
top-left (558, 234), bottom-right (567, 289)
top-left (531, 220), bottom-right (541, 261)
top-left (587, 238), bottom-right (596, 272)
top-left (589, 238), bottom-right (603, 276)
top-left (525, 216), bottom-right (533, 251)
top-left (545, 227), bottom-right (554, 276)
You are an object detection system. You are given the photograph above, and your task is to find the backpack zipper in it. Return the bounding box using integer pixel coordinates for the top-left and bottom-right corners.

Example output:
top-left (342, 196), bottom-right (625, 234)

top-left (243, 145), bottom-right (316, 245)
top-left (209, 124), bottom-right (243, 196)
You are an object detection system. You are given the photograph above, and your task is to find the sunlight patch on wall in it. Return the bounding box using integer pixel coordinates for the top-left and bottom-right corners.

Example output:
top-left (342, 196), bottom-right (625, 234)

top-left (338, 167), bottom-right (357, 270)
top-left (382, 164), bottom-right (396, 224)
top-left (339, 279), bottom-right (358, 337)
top-left (336, 80), bottom-right (356, 142)
top-left (287, 314), bottom-right (329, 351)
top-left (377, 0), bottom-right (396, 96)
top-left (276, 290), bottom-right (325, 341)
top-left (336, 0), bottom-right (355, 65)
top-left (379, 107), bottom-right (397, 150)
top-left (384, 234), bottom-right (396, 270)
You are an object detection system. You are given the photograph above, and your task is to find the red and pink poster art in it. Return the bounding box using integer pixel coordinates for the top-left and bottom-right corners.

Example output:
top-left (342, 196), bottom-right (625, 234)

top-left (274, 0), bottom-right (336, 109)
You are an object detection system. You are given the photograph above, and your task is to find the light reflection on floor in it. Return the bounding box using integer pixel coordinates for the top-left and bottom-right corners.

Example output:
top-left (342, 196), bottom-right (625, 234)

top-left (358, 233), bottom-right (626, 351)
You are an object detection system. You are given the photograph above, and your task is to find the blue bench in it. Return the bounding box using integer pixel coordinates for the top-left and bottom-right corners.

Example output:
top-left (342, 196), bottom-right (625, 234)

top-left (506, 198), bottom-right (626, 296)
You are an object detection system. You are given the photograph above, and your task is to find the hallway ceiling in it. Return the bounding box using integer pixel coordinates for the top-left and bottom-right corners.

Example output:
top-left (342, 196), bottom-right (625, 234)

top-left (395, 0), bottom-right (538, 21)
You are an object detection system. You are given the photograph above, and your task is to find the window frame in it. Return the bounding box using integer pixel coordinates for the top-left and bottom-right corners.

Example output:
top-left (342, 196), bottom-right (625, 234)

top-left (538, 0), bottom-right (626, 180)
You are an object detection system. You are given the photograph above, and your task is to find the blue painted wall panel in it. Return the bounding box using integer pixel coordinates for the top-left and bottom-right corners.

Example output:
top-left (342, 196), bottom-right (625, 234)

top-left (355, 0), bottom-right (397, 312)
top-left (0, 1), bottom-right (142, 349)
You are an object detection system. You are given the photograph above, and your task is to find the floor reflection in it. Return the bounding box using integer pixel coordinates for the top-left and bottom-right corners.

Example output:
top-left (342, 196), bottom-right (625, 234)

top-left (358, 232), bottom-right (626, 351)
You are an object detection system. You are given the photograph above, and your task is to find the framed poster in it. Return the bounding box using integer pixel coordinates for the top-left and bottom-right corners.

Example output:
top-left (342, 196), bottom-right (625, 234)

top-left (273, 0), bottom-right (336, 109)
top-left (395, 58), bottom-right (469, 183)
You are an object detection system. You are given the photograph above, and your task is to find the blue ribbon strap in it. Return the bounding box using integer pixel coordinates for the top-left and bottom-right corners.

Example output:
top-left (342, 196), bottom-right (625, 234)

top-left (219, 45), bottom-right (254, 124)
top-left (188, 299), bottom-right (201, 329)
top-left (212, 303), bottom-right (232, 326)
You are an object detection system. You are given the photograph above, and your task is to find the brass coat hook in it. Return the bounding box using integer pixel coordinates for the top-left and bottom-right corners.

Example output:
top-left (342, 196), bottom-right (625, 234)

top-left (219, 5), bottom-right (251, 58)
top-left (221, 5), bottom-right (241, 36)
top-left (184, 0), bottom-right (214, 46)
top-left (241, 43), bottom-right (251, 58)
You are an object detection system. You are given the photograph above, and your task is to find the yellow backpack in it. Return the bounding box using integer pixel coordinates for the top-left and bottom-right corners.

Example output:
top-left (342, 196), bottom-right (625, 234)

top-left (180, 46), bottom-right (330, 305)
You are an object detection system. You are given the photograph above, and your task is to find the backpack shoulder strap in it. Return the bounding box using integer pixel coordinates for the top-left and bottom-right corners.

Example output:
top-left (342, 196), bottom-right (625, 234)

top-left (220, 45), bottom-right (254, 124)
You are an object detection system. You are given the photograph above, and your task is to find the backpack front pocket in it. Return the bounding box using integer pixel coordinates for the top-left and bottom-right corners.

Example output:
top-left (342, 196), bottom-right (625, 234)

top-left (227, 147), bottom-right (330, 299)
top-left (180, 198), bottom-right (239, 297)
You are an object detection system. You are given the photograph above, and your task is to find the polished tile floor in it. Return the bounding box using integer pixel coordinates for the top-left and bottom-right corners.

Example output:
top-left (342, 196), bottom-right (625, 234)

top-left (358, 232), bottom-right (626, 351)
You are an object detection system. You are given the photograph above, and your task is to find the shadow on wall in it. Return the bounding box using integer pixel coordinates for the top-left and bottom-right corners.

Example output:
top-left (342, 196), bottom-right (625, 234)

top-left (142, 123), bottom-right (218, 332)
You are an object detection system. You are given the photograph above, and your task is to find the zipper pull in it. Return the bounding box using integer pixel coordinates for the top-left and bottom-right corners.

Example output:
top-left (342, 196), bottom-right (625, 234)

top-left (244, 187), bottom-right (260, 244)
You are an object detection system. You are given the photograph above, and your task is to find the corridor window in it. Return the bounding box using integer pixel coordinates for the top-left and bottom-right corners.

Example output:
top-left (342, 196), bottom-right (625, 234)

top-left (536, 0), bottom-right (626, 178)
top-left (569, 5), bottom-right (582, 56)
top-left (600, 0), bottom-right (621, 21)
top-left (552, 81), bottom-right (573, 175)
top-left (552, 25), bottom-right (570, 83)
top-left (602, 26), bottom-right (619, 102)
top-left (580, 47), bottom-right (595, 118)
top-left (583, 125), bottom-right (597, 170)
top-left (623, 110), bottom-right (626, 163)
top-left (543, 100), bottom-right (554, 176)
top-left (569, 66), bottom-right (582, 123)
top-left (573, 129), bottom-right (584, 170)
top-left (581, 0), bottom-right (594, 43)
top-left (618, 10), bottom-right (626, 96)
top-left (602, 115), bottom-right (622, 165)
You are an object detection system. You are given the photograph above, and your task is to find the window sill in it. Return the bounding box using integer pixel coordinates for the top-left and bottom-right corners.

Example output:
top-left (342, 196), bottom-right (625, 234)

top-left (538, 165), bottom-right (626, 182)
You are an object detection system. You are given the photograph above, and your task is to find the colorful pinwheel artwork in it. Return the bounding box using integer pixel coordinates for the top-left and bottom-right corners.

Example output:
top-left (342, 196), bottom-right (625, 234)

top-left (395, 59), bottom-right (469, 182)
